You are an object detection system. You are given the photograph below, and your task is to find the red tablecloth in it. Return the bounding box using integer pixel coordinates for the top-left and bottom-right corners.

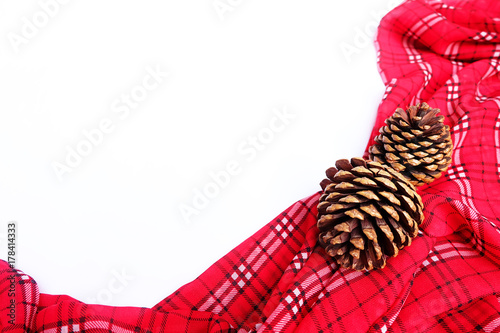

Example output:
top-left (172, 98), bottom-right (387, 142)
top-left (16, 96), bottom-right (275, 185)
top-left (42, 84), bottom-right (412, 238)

top-left (2, 0), bottom-right (500, 331)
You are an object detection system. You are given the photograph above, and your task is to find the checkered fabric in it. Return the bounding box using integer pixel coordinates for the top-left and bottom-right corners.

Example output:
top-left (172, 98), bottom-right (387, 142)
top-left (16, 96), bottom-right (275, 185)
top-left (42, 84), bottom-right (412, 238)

top-left (2, 0), bottom-right (500, 331)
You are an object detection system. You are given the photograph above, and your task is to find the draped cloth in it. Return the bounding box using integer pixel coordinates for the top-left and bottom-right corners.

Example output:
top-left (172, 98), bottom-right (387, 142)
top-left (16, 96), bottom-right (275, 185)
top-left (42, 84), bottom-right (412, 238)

top-left (2, 0), bottom-right (500, 331)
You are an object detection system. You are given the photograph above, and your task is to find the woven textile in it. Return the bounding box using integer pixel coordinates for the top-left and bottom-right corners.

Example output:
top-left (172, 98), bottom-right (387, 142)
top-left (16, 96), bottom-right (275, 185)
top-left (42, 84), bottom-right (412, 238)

top-left (2, 0), bottom-right (500, 331)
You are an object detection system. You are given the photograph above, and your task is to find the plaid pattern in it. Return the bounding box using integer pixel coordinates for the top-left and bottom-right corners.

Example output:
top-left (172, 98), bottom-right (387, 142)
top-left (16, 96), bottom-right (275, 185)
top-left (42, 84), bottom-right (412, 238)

top-left (2, 0), bottom-right (500, 331)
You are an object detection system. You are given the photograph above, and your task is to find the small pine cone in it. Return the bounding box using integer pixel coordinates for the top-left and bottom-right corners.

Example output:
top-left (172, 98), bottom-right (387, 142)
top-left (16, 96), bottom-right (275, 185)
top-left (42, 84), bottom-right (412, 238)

top-left (317, 158), bottom-right (424, 271)
top-left (368, 103), bottom-right (453, 186)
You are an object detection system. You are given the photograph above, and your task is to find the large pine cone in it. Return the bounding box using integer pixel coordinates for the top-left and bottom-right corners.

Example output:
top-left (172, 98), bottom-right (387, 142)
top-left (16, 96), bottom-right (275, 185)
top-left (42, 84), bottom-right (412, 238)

top-left (318, 158), bottom-right (424, 271)
top-left (368, 103), bottom-right (453, 186)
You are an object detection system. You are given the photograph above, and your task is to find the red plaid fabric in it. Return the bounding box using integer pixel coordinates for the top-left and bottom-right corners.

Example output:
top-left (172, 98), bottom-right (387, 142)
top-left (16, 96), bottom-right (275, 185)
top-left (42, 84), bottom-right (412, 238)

top-left (2, 0), bottom-right (500, 331)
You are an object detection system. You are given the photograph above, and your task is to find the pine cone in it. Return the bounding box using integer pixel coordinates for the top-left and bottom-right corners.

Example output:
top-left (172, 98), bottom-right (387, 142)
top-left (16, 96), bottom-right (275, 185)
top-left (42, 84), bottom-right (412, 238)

top-left (317, 158), bottom-right (424, 271)
top-left (368, 103), bottom-right (453, 186)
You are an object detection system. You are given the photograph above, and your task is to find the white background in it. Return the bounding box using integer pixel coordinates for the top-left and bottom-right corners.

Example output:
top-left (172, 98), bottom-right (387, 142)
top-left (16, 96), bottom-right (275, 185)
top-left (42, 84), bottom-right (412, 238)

top-left (0, 0), bottom-right (399, 307)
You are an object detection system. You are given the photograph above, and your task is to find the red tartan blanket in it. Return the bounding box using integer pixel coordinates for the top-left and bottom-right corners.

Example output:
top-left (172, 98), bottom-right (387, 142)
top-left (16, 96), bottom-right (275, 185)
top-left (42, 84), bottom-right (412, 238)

top-left (2, 0), bottom-right (500, 331)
